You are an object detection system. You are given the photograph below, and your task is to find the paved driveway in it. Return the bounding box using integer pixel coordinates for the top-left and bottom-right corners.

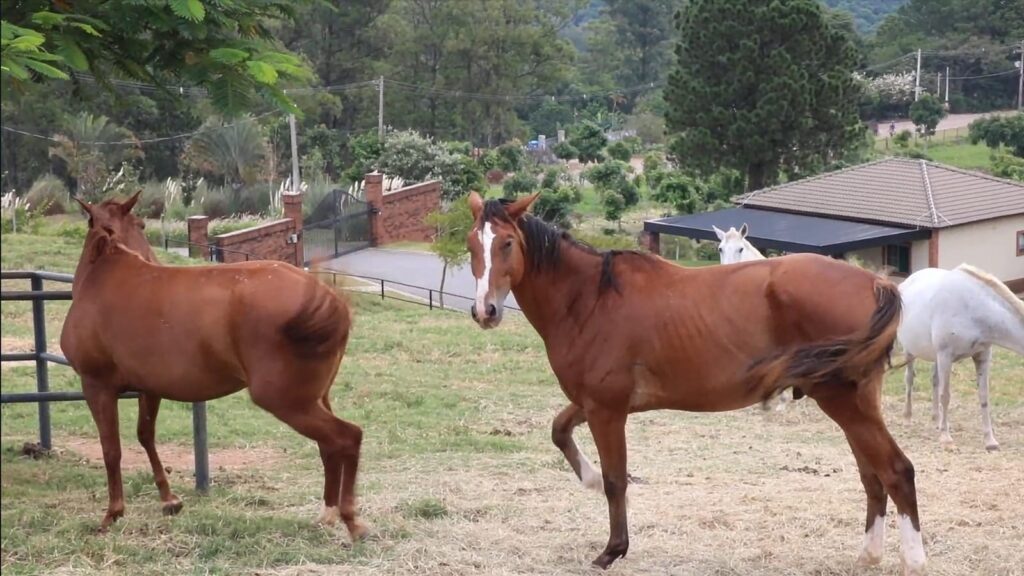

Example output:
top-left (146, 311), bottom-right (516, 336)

top-left (323, 248), bottom-right (520, 312)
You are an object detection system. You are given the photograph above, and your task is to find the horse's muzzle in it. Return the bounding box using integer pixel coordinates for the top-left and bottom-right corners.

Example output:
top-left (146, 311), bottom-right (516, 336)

top-left (469, 303), bottom-right (501, 329)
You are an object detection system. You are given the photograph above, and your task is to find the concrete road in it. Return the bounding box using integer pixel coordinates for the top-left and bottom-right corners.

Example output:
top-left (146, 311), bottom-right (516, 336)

top-left (322, 248), bottom-right (520, 312)
top-left (885, 110), bottom-right (1013, 136)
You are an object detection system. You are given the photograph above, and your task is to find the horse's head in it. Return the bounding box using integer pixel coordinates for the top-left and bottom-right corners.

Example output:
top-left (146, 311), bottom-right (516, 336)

top-left (74, 190), bottom-right (157, 263)
top-left (713, 223), bottom-right (749, 265)
top-left (466, 191), bottom-right (538, 329)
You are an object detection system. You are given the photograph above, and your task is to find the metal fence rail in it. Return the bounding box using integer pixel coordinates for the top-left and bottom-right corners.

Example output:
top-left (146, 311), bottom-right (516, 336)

top-left (0, 270), bottom-right (210, 492)
top-left (313, 269), bottom-right (522, 313)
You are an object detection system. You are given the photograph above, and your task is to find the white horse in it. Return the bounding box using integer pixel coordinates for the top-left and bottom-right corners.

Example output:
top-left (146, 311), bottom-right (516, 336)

top-left (900, 264), bottom-right (1024, 450)
top-left (712, 223), bottom-right (764, 264)
top-left (712, 223), bottom-right (793, 411)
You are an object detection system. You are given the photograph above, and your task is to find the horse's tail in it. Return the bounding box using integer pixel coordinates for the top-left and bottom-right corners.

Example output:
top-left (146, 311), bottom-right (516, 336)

top-left (281, 277), bottom-right (352, 359)
top-left (745, 279), bottom-right (902, 399)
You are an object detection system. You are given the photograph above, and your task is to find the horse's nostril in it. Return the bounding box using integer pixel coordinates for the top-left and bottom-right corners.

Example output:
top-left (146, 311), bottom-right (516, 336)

top-left (487, 304), bottom-right (497, 318)
top-left (470, 306), bottom-right (478, 320)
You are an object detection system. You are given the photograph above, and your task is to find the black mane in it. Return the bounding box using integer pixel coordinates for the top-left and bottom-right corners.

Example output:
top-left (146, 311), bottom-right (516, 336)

top-left (482, 198), bottom-right (652, 294)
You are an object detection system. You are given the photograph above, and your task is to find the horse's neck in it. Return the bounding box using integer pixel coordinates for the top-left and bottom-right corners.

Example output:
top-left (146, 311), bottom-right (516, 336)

top-left (72, 237), bottom-right (151, 293)
top-left (511, 242), bottom-right (603, 339)
top-left (743, 240), bottom-right (765, 261)
top-left (962, 280), bottom-right (1024, 355)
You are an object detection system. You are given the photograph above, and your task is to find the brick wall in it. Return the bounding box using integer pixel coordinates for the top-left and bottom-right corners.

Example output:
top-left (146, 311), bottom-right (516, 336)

top-left (214, 219), bottom-right (296, 264)
top-left (185, 192), bottom-right (303, 266)
top-left (365, 173), bottom-right (441, 246)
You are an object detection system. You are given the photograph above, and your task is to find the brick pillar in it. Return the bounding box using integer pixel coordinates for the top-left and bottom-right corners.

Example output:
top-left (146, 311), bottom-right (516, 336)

top-left (187, 215), bottom-right (210, 260)
top-left (364, 172), bottom-right (384, 246)
top-left (283, 192), bottom-right (304, 267)
top-left (640, 230), bottom-right (660, 255)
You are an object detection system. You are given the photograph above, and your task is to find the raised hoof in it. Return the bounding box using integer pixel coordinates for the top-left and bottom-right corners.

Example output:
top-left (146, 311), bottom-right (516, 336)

top-left (162, 498), bottom-right (184, 516)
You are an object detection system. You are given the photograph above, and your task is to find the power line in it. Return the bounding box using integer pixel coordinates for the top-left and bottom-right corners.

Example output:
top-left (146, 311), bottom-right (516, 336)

top-left (945, 68), bottom-right (1020, 80)
top-left (0, 111), bottom-right (280, 146)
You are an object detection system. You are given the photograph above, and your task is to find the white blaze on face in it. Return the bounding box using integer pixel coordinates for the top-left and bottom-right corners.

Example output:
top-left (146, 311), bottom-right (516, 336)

top-left (475, 222), bottom-right (495, 318)
top-left (899, 514), bottom-right (927, 575)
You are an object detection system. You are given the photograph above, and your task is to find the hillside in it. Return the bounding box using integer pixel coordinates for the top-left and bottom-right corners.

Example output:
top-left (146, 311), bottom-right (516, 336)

top-left (822, 0), bottom-right (905, 32)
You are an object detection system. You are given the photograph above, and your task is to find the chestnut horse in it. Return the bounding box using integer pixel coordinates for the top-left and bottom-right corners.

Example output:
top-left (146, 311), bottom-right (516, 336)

top-left (465, 192), bottom-right (925, 575)
top-left (59, 192), bottom-right (366, 540)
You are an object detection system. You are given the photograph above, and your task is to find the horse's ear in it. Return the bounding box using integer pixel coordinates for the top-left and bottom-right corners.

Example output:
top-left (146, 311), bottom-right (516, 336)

top-left (468, 190), bottom-right (484, 221)
top-left (73, 196), bottom-right (93, 218)
top-left (712, 225), bottom-right (726, 241)
top-left (121, 189), bottom-right (142, 214)
top-left (506, 192), bottom-right (540, 221)
top-left (739, 223), bottom-right (749, 238)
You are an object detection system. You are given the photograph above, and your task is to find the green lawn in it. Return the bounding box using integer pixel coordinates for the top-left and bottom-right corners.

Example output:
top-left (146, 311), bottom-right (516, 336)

top-left (924, 140), bottom-right (993, 171)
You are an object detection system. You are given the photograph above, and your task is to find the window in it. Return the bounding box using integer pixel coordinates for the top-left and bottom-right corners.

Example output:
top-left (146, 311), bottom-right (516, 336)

top-left (883, 244), bottom-right (911, 275)
top-left (1018, 230), bottom-right (1024, 257)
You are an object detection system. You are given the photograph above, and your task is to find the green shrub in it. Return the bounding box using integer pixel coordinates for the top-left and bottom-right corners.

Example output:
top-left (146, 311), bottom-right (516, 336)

top-left (502, 172), bottom-right (537, 198)
top-left (606, 141), bottom-right (632, 162)
top-left (25, 174), bottom-right (68, 215)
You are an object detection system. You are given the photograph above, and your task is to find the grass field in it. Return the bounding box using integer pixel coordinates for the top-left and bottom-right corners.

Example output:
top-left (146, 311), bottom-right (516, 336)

top-left (2, 228), bottom-right (1023, 576)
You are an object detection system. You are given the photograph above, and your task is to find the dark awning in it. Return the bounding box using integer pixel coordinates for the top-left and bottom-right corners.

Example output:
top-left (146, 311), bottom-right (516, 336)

top-left (644, 207), bottom-right (932, 255)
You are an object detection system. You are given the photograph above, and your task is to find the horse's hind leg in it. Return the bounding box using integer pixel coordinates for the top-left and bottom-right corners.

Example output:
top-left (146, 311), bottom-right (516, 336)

top-left (849, 443), bottom-right (888, 566)
top-left (816, 382), bottom-right (926, 576)
top-left (82, 381), bottom-right (125, 531)
top-left (973, 347), bottom-right (999, 451)
top-left (255, 390), bottom-right (366, 541)
top-left (903, 353), bottom-right (916, 421)
top-left (137, 393), bottom-right (183, 515)
top-left (551, 403), bottom-right (601, 492)
top-left (936, 353), bottom-right (954, 445)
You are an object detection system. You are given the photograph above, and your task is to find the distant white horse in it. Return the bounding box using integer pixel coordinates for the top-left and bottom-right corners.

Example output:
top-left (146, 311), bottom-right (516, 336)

top-left (900, 264), bottom-right (1024, 450)
top-left (712, 223), bottom-right (764, 264)
top-left (712, 223), bottom-right (792, 411)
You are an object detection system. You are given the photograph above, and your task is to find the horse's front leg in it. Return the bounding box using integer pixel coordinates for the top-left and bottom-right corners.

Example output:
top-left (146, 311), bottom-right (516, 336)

top-left (82, 379), bottom-right (125, 531)
top-left (585, 405), bottom-right (630, 569)
top-left (973, 347), bottom-right (999, 451)
top-left (551, 403), bottom-right (602, 491)
top-left (903, 353), bottom-right (916, 421)
top-left (137, 393), bottom-right (183, 515)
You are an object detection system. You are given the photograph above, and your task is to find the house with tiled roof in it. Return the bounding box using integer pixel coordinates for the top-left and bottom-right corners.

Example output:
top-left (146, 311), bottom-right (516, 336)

top-left (643, 158), bottom-right (1024, 292)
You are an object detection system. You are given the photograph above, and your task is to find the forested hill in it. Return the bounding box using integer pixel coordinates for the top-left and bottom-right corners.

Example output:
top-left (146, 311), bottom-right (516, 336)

top-left (564, 0), bottom-right (905, 40)
top-left (823, 0), bottom-right (906, 32)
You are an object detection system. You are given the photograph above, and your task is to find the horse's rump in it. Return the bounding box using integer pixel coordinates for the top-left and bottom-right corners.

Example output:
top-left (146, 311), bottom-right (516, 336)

top-left (281, 279), bottom-right (351, 359)
top-left (744, 268), bottom-right (901, 400)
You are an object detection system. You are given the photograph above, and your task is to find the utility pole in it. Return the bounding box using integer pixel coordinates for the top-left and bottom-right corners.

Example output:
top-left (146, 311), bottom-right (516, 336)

top-left (945, 66), bottom-right (950, 104)
top-left (288, 114), bottom-right (300, 193)
top-left (936, 72), bottom-right (941, 96)
top-left (915, 48), bottom-right (922, 101)
top-left (378, 75), bottom-right (385, 140)
top-left (1017, 40), bottom-right (1023, 111)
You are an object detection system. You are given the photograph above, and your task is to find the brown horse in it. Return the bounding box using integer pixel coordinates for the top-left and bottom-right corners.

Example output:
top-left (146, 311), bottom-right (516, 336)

top-left (59, 191), bottom-right (366, 540)
top-left (465, 192), bottom-right (925, 575)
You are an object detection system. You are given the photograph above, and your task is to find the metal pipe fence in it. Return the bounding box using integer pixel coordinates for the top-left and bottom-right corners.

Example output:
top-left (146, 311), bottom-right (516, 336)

top-left (0, 271), bottom-right (210, 493)
top-left (311, 269), bottom-right (522, 314)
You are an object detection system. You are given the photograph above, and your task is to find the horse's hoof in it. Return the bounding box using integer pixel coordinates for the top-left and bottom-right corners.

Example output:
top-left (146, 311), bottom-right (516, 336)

top-left (162, 498), bottom-right (184, 516)
top-left (346, 519), bottom-right (370, 542)
top-left (985, 443), bottom-right (1000, 452)
top-left (856, 551), bottom-right (883, 567)
top-left (316, 505), bottom-right (341, 526)
top-left (591, 546), bottom-right (627, 570)
top-left (902, 560), bottom-right (927, 576)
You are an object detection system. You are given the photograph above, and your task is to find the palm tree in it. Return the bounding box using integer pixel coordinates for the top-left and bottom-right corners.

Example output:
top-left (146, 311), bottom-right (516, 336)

top-left (182, 116), bottom-right (268, 190)
top-left (48, 113), bottom-right (140, 199)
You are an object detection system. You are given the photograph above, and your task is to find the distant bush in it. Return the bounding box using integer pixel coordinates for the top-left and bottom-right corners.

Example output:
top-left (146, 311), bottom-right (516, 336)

top-left (25, 174), bottom-right (68, 215)
top-left (502, 172), bottom-right (537, 198)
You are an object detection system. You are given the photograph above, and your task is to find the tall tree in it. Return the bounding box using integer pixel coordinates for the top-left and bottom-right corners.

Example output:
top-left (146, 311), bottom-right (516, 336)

top-left (665, 0), bottom-right (864, 191)
top-left (1, 1), bottom-right (316, 116)
top-left (602, 0), bottom-right (676, 89)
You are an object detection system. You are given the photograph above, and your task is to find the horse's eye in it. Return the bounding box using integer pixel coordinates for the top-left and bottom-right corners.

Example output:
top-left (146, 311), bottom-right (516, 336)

top-left (739, 247), bottom-right (744, 253)
top-left (137, 220), bottom-right (146, 230)
top-left (504, 238), bottom-right (514, 249)
top-left (718, 247), bottom-right (723, 252)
